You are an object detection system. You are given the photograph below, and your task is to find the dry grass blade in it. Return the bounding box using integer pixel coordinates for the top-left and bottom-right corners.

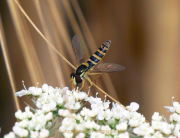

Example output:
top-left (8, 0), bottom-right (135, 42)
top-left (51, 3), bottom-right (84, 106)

top-left (0, 15), bottom-right (20, 110)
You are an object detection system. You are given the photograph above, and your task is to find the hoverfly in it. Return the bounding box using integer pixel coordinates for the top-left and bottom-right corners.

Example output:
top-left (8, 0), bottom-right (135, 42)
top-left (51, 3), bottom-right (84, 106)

top-left (70, 35), bottom-right (125, 90)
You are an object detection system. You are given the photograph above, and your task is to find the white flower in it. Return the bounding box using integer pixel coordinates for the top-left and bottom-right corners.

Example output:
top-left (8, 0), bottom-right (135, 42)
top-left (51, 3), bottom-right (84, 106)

top-left (92, 123), bottom-right (100, 130)
top-left (74, 102), bottom-right (81, 110)
top-left (47, 122), bottom-right (52, 128)
top-left (88, 96), bottom-right (102, 105)
top-left (13, 126), bottom-right (28, 137)
top-left (78, 92), bottom-right (88, 101)
top-left (15, 89), bottom-right (30, 97)
top-left (86, 110), bottom-right (97, 118)
top-left (28, 87), bottom-right (42, 96)
top-left (45, 112), bottom-right (53, 121)
top-left (121, 110), bottom-right (130, 120)
top-left (15, 110), bottom-right (22, 119)
top-left (63, 133), bottom-right (73, 138)
top-left (49, 101), bottom-right (57, 110)
top-left (28, 113), bottom-right (46, 131)
top-left (86, 121), bottom-right (100, 130)
top-left (18, 119), bottom-right (29, 128)
top-left (91, 104), bottom-right (103, 114)
top-left (117, 132), bottom-right (129, 138)
top-left (116, 121), bottom-right (128, 131)
top-left (112, 103), bottom-right (126, 112)
top-left (41, 101), bottom-right (56, 113)
top-left (7, 84), bottom-right (180, 138)
top-left (4, 132), bottom-right (15, 138)
top-left (42, 84), bottom-right (48, 93)
top-left (173, 102), bottom-right (180, 109)
top-left (176, 132), bottom-right (180, 138)
top-left (164, 106), bottom-right (175, 113)
top-left (103, 100), bottom-right (111, 110)
top-left (25, 106), bottom-right (33, 118)
top-left (97, 109), bottom-right (113, 120)
top-left (28, 121), bottom-right (36, 130)
top-left (76, 133), bottom-right (85, 138)
top-left (25, 106), bottom-right (31, 112)
top-left (107, 118), bottom-right (116, 125)
top-left (173, 124), bottom-right (180, 136)
top-left (152, 112), bottom-right (162, 121)
top-left (169, 113), bottom-right (179, 122)
top-left (153, 131), bottom-right (163, 138)
top-left (30, 130), bottom-right (39, 138)
top-left (41, 104), bottom-right (51, 113)
top-left (126, 102), bottom-right (139, 112)
top-left (57, 96), bottom-right (64, 105)
top-left (65, 90), bottom-right (72, 96)
top-left (161, 127), bottom-right (171, 135)
top-left (129, 118), bottom-right (140, 127)
top-left (48, 93), bottom-right (56, 101)
top-left (36, 109), bottom-right (44, 115)
top-left (47, 86), bottom-right (55, 94)
top-left (75, 114), bottom-right (83, 121)
top-left (151, 121), bottom-right (162, 130)
top-left (133, 123), bottom-right (154, 136)
top-left (61, 87), bottom-right (69, 95)
top-left (165, 101), bottom-right (180, 114)
top-left (90, 132), bottom-right (105, 138)
top-left (39, 129), bottom-right (49, 138)
top-left (15, 110), bottom-right (27, 120)
top-left (75, 124), bottom-right (84, 132)
top-left (80, 107), bottom-right (90, 116)
top-left (159, 122), bottom-right (172, 135)
top-left (58, 109), bottom-right (71, 117)
top-left (101, 125), bottom-right (111, 131)
top-left (112, 112), bottom-right (121, 120)
top-left (60, 117), bottom-right (76, 130)
top-left (168, 136), bottom-right (177, 138)
top-left (35, 125), bottom-right (42, 131)
top-left (144, 135), bottom-right (155, 138)
top-left (83, 120), bottom-right (94, 129)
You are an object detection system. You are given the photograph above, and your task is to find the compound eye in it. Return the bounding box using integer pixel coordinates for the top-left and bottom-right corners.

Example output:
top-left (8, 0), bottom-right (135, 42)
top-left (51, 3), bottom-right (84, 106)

top-left (75, 75), bottom-right (82, 83)
top-left (70, 73), bottom-right (76, 78)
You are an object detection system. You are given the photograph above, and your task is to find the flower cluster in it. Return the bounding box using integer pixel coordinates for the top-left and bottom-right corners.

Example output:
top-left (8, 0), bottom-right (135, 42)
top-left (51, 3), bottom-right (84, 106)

top-left (4, 84), bottom-right (180, 138)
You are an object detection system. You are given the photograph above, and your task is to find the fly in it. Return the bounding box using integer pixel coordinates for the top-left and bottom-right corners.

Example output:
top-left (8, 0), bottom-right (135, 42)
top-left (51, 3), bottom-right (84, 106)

top-left (70, 35), bottom-right (125, 90)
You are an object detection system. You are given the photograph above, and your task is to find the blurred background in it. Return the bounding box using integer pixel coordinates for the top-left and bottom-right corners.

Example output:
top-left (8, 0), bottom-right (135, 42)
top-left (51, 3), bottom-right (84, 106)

top-left (1, 0), bottom-right (180, 136)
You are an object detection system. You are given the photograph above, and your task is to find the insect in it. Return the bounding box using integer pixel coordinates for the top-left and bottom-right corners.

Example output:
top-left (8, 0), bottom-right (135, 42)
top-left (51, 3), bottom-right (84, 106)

top-left (70, 35), bottom-right (125, 90)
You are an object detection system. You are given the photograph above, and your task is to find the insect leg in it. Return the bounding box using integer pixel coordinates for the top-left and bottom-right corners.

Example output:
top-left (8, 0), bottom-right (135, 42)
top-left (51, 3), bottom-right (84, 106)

top-left (93, 73), bottom-right (102, 84)
top-left (87, 73), bottom-right (102, 84)
top-left (79, 79), bottom-right (84, 91)
top-left (85, 76), bottom-right (93, 89)
top-left (69, 79), bottom-right (74, 90)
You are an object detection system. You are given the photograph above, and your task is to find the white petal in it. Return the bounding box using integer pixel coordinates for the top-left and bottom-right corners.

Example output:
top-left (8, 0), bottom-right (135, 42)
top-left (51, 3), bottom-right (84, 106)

top-left (4, 132), bottom-right (15, 138)
top-left (15, 90), bottom-right (29, 97)
top-left (39, 129), bottom-right (49, 137)
top-left (173, 102), bottom-right (180, 108)
top-left (127, 102), bottom-right (139, 112)
top-left (42, 84), bottom-right (48, 92)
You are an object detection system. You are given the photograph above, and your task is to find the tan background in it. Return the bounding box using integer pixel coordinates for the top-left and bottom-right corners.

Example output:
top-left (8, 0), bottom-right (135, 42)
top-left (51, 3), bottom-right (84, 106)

top-left (0, 0), bottom-right (180, 136)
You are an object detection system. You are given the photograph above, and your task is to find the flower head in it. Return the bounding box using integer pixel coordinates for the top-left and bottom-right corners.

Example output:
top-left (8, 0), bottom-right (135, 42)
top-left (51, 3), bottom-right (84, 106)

top-left (5, 83), bottom-right (180, 138)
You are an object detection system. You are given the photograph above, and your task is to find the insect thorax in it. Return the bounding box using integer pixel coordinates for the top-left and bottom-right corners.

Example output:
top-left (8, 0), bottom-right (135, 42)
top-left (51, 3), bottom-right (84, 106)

top-left (76, 64), bottom-right (89, 76)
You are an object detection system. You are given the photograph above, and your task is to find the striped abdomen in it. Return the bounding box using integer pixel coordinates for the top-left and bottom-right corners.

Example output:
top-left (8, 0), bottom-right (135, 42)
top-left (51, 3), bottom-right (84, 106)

top-left (87, 40), bottom-right (111, 69)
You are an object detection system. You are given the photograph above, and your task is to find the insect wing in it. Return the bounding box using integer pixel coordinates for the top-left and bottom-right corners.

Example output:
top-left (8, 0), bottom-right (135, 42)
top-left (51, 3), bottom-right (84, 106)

top-left (72, 35), bottom-right (85, 65)
top-left (90, 63), bottom-right (125, 73)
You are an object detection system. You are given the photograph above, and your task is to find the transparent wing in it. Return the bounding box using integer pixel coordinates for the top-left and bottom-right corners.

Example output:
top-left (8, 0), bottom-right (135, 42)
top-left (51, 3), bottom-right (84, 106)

top-left (72, 35), bottom-right (85, 65)
top-left (90, 63), bottom-right (125, 73)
